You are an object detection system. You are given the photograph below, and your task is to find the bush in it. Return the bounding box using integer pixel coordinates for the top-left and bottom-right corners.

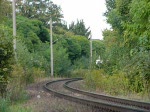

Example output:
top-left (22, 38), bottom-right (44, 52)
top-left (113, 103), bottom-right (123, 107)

top-left (85, 70), bottom-right (138, 95)
top-left (85, 69), bottom-right (106, 91)
top-left (9, 65), bottom-right (29, 102)
top-left (70, 69), bottom-right (88, 78)
top-left (0, 24), bottom-right (13, 97)
top-left (105, 72), bottom-right (129, 95)
top-left (85, 69), bottom-right (150, 100)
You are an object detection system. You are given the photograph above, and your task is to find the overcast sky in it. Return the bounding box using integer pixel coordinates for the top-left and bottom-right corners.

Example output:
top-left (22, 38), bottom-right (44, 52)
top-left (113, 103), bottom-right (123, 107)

top-left (52, 0), bottom-right (111, 39)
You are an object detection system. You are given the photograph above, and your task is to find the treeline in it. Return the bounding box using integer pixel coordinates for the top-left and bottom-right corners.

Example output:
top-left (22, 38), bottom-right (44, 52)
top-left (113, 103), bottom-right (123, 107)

top-left (0, 0), bottom-right (102, 100)
top-left (85, 0), bottom-right (149, 98)
top-left (0, 0), bottom-right (150, 102)
top-left (104, 0), bottom-right (150, 91)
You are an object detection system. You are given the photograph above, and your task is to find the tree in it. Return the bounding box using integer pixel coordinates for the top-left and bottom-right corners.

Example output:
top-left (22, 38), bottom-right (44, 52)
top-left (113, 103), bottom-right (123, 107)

top-left (103, 0), bottom-right (133, 72)
top-left (105, 0), bottom-right (116, 13)
top-left (52, 21), bottom-right (68, 35)
top-left (102, 29), bottom-right (125, 73)
top-left (0, 0), bottom-right (13, 97)
top-left (103, 0), bottom-right (150, 93)
top-left (0, 0), bottom-right (11, 22)
top-left (71, 35), bottom-right (90, 57)
top-left (69, 20), bottom-right (91, 38)
top-left (15, 16), bottom-right (49, 51)
top-left (16, 0), bottom-right (63, 26)
top-left (53, 43), bottom-right (71, 75)
top-left (123, 0), bottom-right (150, 87)
top-left (0, 24), bottom-right (13, 97)
top-left (65, 38), bottom-right (81, 64)
top-left (105, 0), bottom-right (131, 33)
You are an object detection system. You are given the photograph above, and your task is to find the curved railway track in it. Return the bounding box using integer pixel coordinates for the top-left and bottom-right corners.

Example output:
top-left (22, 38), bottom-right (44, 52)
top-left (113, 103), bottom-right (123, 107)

top-left (44, 78), bottom-right (150, 112)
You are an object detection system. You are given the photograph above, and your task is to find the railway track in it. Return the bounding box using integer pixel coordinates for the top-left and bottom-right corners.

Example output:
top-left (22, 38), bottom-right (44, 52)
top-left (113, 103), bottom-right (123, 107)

top-left (64, 78), bottom-right (150, 110)
top-left (44, 78), bottom-right (150, 112)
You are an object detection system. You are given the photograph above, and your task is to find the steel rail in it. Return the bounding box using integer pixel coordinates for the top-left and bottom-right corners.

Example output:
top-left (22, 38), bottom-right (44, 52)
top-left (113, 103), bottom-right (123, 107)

top-left (44, 78), bottom-right (149, 112)
top-left (64, 78), bottom-right (150, 110)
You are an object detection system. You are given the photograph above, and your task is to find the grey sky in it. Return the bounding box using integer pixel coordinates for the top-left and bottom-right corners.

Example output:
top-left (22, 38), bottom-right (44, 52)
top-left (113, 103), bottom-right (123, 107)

top-left (52, 0), bottom-right (111, 39)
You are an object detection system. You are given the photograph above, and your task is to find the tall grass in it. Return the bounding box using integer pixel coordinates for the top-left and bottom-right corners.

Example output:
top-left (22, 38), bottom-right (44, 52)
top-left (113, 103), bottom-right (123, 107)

top-left (85, 69), bottom-right (150, 101)
top-left (10, 105), bottom-right (32, 112)
top-left (0, 98), bottom-right (10, 112)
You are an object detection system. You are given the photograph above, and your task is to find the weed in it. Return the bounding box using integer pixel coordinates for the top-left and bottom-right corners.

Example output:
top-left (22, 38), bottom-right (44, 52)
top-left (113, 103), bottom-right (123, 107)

top-left (0, 98), bottom-right (10, 112)
top-left (10, 105), bottom-right (32, 112)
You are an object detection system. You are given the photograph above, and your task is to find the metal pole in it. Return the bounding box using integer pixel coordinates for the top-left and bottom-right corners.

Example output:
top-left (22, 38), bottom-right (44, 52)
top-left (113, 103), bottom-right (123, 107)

top-left (12, 0), bottom-right (17, 61)
top-left (90, 34), bottom-right (92, 69)
top-left (50, 18), bottom-right (53, 77)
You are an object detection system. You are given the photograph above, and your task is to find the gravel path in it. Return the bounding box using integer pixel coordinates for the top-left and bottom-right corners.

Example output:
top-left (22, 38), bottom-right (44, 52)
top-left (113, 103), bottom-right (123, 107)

top-left (23, 78), bottom-right (94, 112)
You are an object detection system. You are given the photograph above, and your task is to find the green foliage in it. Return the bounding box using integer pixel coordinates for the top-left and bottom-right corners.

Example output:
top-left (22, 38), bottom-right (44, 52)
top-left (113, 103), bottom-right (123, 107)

top-left (61, 35), bottom-right (90, 65)
top-left (9, 65), bottom-right (30, 102)
top-left (105, 0), bottom-right (116, 13)
top-left (16, 0), bottom-right (63, 26)
top-left (125, 50), bottom-right (150, 92)
top-left (92, 40), bottom-right (105, 60)
top-left (7, 15), bottom-right (94, 77)
top-left (0, 97), bottom-right (32, 112)
top-left (16, 16), bottom-right (49, 44)
top-left (69, 20), bottom-right (91, 38)
top-left (102, 29), bottom-right (122, 73)
top-left (0, 0), bottom-right (11, 22)
top-left (9, 86), bottom-right (28, 103)
top-left (85, 70), bottom-right (149, 98)
top-left (92, 40), bottom-right (104, 53)
top-left (0, 24), bottom-right (13, 97)
top-left (99, 0), bottom-right (150, 97)
top-left (10, 105), bottom-right (32, 112)
top-left (16, 40), bottom-right (35, 84)
top-left (123, 0), bottom-right (150, 85)
top-left (17, 40), bottom-right (33, 68)
top-left (71, 35), bottom-right (90, 57)
top-left (0, 98), bottom-right (10, 112)
top-left (105, 72), bottom-right (129, 95)
top-left (72, 57), bottom-right (89, 69)
top-left (0, 24), bottom-right (13, 77)
top-left (16, 40), bottom-right (48, 83)
top-left (128, 0), bottom-right (150, 36)
top-left (53, 22), bottom-right (68, 34)
top-left (65, 38), bottom-right (82, 63)
top-left (105, 0), bottom-right (132, 33)
top-left (53, 42), bottom-right (71, 76)
top-left (69, 69), bottom-right (88, 78)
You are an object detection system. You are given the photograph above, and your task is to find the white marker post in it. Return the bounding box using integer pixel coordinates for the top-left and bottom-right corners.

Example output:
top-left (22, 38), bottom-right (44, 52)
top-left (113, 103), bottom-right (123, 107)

top-left (50, 18), bottom-right (53, 77)
top-left (90, 34), bottom-right (92, 70)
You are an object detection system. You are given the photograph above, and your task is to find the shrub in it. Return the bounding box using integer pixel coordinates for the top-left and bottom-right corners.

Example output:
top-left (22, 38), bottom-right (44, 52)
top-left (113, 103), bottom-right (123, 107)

top-left (9, 65), bottom-right (29, 102)
top-left (0, 24), bottom-right (13, 97)
top-left (85, 69), bottom-right (106, 91)
top-left (85, 69), bottom-right (149, 100)
top-left (105, 72), bottom-right (129, 95)
top-left (85, 70), bottom-right (132, 95)
top-left (70, 69), bottom-right (88, 78)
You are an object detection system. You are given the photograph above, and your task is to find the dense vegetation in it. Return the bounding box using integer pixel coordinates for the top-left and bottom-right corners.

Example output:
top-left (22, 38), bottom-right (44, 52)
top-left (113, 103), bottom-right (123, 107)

top-left (0, 0), bottom-right (150, 111)
top-left (0, 0), bottom-right (98, 100)
top-left (85, 0), bottom-right (150, 99)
